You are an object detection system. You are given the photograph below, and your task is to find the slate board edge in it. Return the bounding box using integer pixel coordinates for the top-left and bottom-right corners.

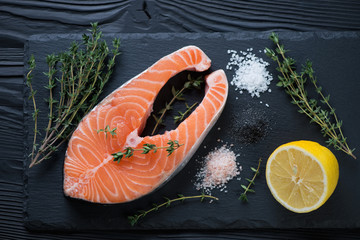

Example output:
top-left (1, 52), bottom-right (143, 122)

top-left (22, 31), bottom-right (360, 231)
top-left (23, 38), bottom-right (31, 229)
top-left (27, 31), bottom-right (360, 43)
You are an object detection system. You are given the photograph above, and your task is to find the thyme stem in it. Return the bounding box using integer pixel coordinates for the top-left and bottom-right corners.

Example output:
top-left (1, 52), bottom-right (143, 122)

top-left (43, 55), bottom-right (57, 147)
top-left (112, 140), bottom-right (183, 163)
top-left (151, 74), bottom-right (203, 135)
top-left (239, 158), bottom-right (262, 202)
top-left (26, 55), bottom-right (38, 160)
top-left (151, 88), bottom-right (186, 135)
top-left (128, 193), bottom-right (218, 226)
top-left (266, 32), bottom-right (356, 159)
top-left (27, 23), bottom-right (121, 168)
top-left (174, 102), bottom-right (198, 123)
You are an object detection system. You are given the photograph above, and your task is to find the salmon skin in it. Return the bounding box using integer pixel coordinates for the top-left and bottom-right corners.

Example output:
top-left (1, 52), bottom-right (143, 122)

top-left (64, 46), bottom-right (228, 203)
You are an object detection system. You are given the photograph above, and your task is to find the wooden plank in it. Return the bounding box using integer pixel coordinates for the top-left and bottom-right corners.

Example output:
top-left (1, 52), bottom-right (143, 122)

top-left (0, 0), bottom-right (360, 43)
top-left (0, 0), bottom-right (360, 239)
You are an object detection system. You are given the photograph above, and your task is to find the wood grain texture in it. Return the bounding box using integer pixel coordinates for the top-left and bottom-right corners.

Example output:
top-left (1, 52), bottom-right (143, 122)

top-left (1, 0), bottom-right (360, 239)
top-left (154, 0), bottom-right (360, 31)
top-left (1, 0), bottom-right (360, 43)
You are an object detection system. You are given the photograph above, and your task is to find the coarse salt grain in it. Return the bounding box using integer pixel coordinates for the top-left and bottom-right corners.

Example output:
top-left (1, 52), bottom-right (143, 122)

top-left (226, 49), bottom-right (273, 97)
top-left (195, 146), bottom-right (241, 194)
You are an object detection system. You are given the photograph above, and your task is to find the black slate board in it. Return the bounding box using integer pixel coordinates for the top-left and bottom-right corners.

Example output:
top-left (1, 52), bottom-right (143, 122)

top-left (24, 32), bottom-right (360, 231)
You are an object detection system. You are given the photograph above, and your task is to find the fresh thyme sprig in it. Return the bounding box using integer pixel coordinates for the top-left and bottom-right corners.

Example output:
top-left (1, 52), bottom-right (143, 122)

top-left (27, 23), bottom-right (121, 168)
top-left (265, 32), bottom-right (356, 159)
top-left (112, 140), bottom-right (183, 163)
top-left (239, 158), bottom-right (262, 202)
top-left (128, 193), bottom-right (218, 226)
top-left (96, 125), bottom-right (117, 138)
top-left (173, 102), bottom-right (198, 124)
top-left (26, 55), bottom-right (39, 158)
top-left (151, 74), bottom-right (203, 135)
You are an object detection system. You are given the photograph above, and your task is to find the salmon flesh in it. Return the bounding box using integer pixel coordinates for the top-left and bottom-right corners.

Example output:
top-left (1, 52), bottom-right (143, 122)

top-left (63, 46), bottom-right (228, 203)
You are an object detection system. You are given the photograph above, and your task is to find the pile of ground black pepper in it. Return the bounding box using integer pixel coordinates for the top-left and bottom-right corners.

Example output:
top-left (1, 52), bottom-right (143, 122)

top-left (230, 106), bottom-right (270, 144)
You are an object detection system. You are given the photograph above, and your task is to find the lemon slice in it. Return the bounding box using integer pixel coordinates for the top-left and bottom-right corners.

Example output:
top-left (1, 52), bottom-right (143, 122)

top-left (266, 140), bottom-right (339, 213)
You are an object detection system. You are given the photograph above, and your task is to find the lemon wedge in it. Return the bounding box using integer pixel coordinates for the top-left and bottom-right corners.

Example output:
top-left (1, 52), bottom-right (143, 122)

top-left (266, 140), bottom-right (339, 213)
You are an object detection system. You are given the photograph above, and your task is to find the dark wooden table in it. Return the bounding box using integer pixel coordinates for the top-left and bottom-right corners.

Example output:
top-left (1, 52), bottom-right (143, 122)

top-left (1, 1), bottom-right (360, 239)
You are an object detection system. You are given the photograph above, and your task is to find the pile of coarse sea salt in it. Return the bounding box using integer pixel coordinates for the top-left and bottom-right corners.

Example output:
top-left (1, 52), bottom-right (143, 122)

top-left (226, 48), bottom-right (273, 98)
top-left (195, 146), bottom-right (241, 194)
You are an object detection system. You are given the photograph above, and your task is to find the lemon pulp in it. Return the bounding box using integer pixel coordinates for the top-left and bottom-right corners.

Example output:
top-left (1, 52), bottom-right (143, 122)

top-left (266, 141), bottom-right (339, 213)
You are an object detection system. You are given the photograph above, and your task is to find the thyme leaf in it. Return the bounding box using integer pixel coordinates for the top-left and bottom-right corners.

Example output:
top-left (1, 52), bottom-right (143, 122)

top-left (96, 125), bottom-right (117, 138)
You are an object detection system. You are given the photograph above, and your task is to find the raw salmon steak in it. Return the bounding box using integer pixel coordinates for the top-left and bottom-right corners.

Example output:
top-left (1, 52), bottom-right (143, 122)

top-left (64, 46), bottom-right (228, 203)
